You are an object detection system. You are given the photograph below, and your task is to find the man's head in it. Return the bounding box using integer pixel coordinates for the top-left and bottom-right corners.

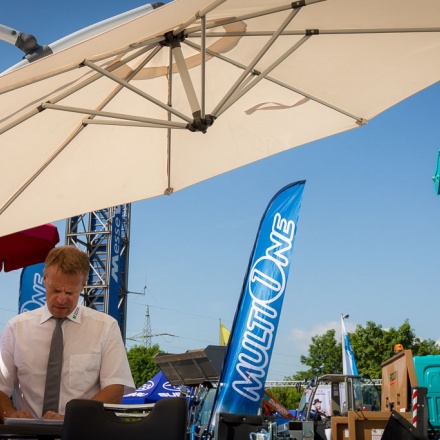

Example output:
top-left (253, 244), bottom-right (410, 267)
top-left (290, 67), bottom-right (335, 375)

top-left (43, 246), bottom-right (89, 318)
top-left (313, 399), bottom-right (322, 408)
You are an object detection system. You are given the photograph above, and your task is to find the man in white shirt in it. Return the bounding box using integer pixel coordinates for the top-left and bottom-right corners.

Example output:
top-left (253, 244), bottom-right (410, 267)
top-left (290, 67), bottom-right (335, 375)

top-left (0, 245), bottom-right (135, 421)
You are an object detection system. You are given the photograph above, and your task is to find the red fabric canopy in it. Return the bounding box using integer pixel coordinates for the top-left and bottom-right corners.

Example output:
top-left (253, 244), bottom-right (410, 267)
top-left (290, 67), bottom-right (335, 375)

top-left (0, 224), bottom-right (60, 272)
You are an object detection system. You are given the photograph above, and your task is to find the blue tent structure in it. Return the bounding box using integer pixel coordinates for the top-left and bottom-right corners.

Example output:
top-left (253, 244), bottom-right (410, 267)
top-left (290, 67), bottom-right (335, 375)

top-left (122, 371), bottom-right (181, 404)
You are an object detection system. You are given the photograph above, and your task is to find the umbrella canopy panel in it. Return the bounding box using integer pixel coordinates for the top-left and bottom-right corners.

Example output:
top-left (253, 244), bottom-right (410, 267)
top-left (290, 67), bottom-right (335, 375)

top-left (0, 224), bottom-right (60, 271)
top-left (0, 0), bottom-right (440, 236)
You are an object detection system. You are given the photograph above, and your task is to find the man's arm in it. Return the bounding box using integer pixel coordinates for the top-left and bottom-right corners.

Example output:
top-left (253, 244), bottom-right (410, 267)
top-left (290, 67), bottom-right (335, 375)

top-left (91, 384), bottom-right (124, 404)
top-left (0, 391), bottom-right (34, 422)
top-left (41, 385), bottom-right (125, 420)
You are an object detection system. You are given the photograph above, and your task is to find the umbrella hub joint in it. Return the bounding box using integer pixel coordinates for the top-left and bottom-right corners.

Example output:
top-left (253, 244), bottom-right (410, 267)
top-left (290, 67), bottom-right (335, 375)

top-left (15, 32), bottom-right (53, 61)
top-left (187, 112), bottom-right (216, 133)
top-left (291, 0), bottom-right (307, 9)
top-left (161, 31), bottom-right (185, 48)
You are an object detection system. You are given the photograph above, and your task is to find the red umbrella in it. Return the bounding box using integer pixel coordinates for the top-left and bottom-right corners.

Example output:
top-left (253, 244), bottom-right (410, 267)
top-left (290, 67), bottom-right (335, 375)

top-left (0, 224), bottom-right (60, 272)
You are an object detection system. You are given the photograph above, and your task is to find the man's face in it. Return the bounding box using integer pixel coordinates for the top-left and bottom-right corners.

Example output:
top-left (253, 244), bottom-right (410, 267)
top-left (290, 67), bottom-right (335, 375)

top-left (44, 265), bottom-right (85, 318)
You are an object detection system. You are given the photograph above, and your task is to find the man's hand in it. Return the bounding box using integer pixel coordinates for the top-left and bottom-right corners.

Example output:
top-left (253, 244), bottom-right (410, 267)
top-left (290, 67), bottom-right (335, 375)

top-left (3, 408), bottom-right (35, 419)
top-left (42, 411), bottom-right (64, 420)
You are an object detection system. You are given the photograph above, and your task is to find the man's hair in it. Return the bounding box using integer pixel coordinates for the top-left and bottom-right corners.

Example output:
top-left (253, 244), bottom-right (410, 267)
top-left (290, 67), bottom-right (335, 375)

top-left (44, 245), bottom-right (89, 280)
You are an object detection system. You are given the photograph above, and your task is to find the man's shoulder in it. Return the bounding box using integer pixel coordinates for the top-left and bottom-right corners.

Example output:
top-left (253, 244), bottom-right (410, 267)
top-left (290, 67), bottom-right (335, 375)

top-left (76, 305), bottom-right (118, 324)
top-left (3, 308), bottom-right (45, 335)
top-left (9, 307), bottom-right (44, 324)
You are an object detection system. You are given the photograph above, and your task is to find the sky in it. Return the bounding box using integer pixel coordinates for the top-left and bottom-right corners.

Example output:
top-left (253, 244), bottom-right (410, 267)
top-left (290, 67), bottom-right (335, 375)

top-left (0, 1), bottom-right (439, 382)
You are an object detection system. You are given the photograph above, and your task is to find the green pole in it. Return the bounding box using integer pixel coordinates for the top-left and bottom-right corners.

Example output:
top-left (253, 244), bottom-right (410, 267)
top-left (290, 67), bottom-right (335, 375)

top-left (433, 148), bottom-right (440, 195)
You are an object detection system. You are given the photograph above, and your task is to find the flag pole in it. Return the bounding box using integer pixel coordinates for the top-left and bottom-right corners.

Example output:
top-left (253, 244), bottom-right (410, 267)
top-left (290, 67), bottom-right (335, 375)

top-left (341, 313), bottom-right (358, 375)
top-left (341, 313), bottom-right (349, 374)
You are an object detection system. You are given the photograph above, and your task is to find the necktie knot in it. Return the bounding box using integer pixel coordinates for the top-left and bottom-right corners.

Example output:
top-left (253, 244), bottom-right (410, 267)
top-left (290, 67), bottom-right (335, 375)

top-left (54, 317), bottom-right (65, 327)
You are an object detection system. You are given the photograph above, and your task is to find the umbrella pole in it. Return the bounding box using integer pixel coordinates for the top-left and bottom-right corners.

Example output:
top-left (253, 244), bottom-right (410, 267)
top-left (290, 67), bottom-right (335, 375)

top-left (201, 15), bottom-right (206, 120)
top-left (165, 43), bottom-right (173, 196)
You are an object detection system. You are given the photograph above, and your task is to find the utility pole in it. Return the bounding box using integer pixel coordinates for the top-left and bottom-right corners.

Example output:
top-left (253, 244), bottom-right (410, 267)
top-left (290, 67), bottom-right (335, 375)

top-left (127, 305), bottom-right (176, 347)
top-left (145, 305), bottom-right (153, 348)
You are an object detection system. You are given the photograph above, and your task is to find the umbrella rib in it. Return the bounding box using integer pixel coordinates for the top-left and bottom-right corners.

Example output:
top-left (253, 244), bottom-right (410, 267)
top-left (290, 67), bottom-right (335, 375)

top-left (81, 45), bottom-right (173, 128)
top-left (216, 35), bottom-right (311, 117)
top-left (184, 39), bottom-right (366, 124)
top-left (82, 119), bottom-right (186, 129)
top-left (161, 31), bottom-right (214, 133)
top-left (86, 35), bottom-right (166, 63)
top-left (0, 123), bottom-right (86, 217)
top-left (211, 7), bottom-right (301, 117)
top-left (184, 0), bottom-right (326, 36)
top-left (0, 45), bottom-right (158, 136)
top-left (172, 45), bottom-right (201, 117)
top-left (196, 27), bottom-right (440, 37)
top-left (41, 103), bottom-right (188, 129)
top-left (83, 59), bottom-right (193, 124)
top-left (173, 0), bottom-right (227, 36)
top-left (166, 46), bottom-right (173, 196)
top-left (0, 37), bottom-right (164, 96)
top-left (1, 45), bottom-right (157, 218)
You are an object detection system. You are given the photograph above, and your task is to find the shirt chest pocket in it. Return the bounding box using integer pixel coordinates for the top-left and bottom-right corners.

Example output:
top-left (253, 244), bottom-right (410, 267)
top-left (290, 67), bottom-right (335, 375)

top-left (69, 354), bottom-right (101, 391)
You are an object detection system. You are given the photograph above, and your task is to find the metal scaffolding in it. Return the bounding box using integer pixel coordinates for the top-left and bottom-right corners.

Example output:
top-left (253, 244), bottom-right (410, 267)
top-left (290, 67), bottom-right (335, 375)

top-left (65, 205), bottom-right (131, 341)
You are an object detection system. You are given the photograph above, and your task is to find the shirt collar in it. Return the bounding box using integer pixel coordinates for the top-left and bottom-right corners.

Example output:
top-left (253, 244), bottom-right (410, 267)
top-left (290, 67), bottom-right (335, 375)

top-left (40, 303), bottom-right (82, 324)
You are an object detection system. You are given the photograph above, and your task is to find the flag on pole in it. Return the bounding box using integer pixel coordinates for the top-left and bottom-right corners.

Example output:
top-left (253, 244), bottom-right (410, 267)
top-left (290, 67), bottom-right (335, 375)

top-left (220, 320), bottom-right (230, 346)
top-left (341, 315), bottom-right (358, 375)
top-left (19, 263), bottom-right (46, 313)
top-left (208, 181), bottom-right (306, 431)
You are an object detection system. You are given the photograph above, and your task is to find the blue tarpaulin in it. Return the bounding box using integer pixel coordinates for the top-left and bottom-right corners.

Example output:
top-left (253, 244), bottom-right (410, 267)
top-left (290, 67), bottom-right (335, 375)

top-left (122, 371), bottom-right (181, 404)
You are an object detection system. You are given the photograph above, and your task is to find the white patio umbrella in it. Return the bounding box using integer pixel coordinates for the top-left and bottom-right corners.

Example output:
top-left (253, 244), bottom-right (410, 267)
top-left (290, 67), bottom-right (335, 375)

top-left (0, 0), bottom-right (439, 237)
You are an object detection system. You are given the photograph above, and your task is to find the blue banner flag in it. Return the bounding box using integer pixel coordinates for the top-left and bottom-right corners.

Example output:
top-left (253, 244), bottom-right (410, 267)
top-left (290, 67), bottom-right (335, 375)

top-left (108, 205), bottom-right (124, 322)
top-left (209, 181), bottom-right (306, 428)
top-left (341, 316), bottom-right (358, 376)
top-left (19, 262), bottom-right (46, 313)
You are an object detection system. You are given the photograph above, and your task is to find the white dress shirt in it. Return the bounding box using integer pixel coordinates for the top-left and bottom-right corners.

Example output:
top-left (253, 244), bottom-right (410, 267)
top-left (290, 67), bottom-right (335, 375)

top-left (0, 304), bottom-right (135, 418)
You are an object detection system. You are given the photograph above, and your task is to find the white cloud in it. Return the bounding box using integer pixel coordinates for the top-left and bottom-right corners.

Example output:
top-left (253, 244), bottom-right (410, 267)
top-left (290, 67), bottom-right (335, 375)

top-left (288, 320), bottom-right (357, 353)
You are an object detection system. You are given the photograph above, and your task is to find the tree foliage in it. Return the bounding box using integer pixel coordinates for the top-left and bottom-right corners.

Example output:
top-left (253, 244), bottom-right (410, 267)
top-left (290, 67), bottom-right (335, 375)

top-left (127, 344), bottom-right (163, 388)
top-left (293, 329), bottom-right (343, 380)
top-left (290, 320), bottom-right (440, 380)
top-left (265, 386), bottom-right (303, 411)
top-left (351, 320), bottom-right (440, 378)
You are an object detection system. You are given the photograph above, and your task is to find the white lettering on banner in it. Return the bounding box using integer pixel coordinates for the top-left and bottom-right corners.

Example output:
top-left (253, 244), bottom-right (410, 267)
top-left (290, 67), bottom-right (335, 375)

top-left (20, 273), bottom-right (46, 312)
top-left (158, 392), bottom-right (181, 398)
top-left (232, 212), bottom-right (295, 401)
top-left (111, 206), bottom-right (122, 283)
top-left (163, 382), bottom-right (179, 391)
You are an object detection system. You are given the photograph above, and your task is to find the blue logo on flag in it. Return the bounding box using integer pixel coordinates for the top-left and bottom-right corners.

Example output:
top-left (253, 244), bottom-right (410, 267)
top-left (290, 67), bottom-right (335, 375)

top-left (19, 263), bottom-right (46, 313)
top-left (209, 181), bottom-right (306, 425)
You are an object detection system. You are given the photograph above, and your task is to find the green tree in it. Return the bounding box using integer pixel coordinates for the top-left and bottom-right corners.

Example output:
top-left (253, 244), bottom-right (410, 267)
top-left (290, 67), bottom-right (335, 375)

top-left (296, 329), bottom-right (342, 378)
top-left (291, 320), bottom-right (440, 381)
top-left (127, 344), bottom-right (163, 387)
top-left (351, 320), bottom-right (440, 378)
top-left (349, 321), bottom-right (390, 378)
top-left (266, 381), bottom-right (303, 410)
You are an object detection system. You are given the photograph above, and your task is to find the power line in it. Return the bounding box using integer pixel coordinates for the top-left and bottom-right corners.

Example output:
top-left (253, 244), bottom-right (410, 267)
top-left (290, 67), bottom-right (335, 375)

top-left (126, 305), bottom-right (177, 347)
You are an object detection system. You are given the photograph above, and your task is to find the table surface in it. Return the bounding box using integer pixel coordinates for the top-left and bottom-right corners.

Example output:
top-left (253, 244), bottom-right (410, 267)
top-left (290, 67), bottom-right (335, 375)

top-left (0, 421), bottom-right (63, 439)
